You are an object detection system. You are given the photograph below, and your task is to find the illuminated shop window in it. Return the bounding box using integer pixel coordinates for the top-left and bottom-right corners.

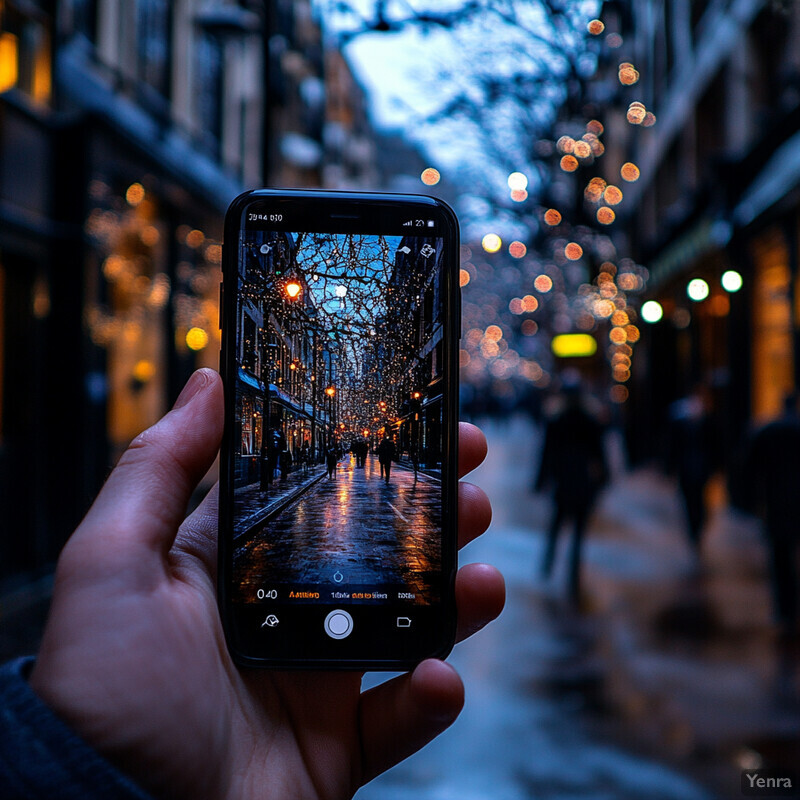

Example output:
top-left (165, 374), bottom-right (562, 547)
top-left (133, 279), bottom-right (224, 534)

top-left (751, 229), bottom-right (793, 422)
top-left (0, 2), bottom-right (52, 105)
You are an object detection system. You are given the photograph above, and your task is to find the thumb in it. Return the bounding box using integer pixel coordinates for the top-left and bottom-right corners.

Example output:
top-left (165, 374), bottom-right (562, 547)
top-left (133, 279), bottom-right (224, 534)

top-left (71, 368), bottom-right (223, 566)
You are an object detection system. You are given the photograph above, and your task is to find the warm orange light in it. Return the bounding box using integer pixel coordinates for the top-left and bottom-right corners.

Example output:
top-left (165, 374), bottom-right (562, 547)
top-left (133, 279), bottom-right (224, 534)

top-left (186, 229), bottom-right (205, 248)
top-left (412, 391), bottom-right (421, 399)
top-left (326, 387), bottom-right (335, 397)
top-left (126, 182), bottom-right (145, 206)
top-left (544, 209), bottom-right (562, 226)
top-left (604, 185), bottom-right (623, 205)
top-left (610, 384), bottom-right (629, 403)
top-left (621, 162), bottom-right (640, 182)
top-left (421, 167), bottom-right (441, 185)
top-left (588, 19), bottom-right (605, 34)
top-left (597, 206), bottom-right (615, 225)
top-left (534, 274), bottom-right (553, 293)
top-left (509, 241), bottom-right (527, 258)
top-left (285, 281), bottom-right (302, 299)
top-left (573, 141), bottom-right (592, 159)
top-left (510, 188), bottom-right (528, 202)
top-left (565, 242), bottom-right (583, 261)
top-left (459, 268), bottom-right (471, 287)
top-left (627, 103), bottom-right (647, 125)
top-left (0, 33), bottom-right (19, 93)
top-left (186, 327), bottom-right (209, 351)
top-left (643, 112), bottom-right (657, 127)
top-left (557, 136), bottom-right (575, 153)
top-left (560, 155), bottom-right (579, 172)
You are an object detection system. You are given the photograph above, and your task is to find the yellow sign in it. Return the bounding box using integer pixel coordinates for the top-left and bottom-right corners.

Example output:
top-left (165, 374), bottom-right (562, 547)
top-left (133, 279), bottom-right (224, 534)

top-left (551, 333), bottom-right (597, 358)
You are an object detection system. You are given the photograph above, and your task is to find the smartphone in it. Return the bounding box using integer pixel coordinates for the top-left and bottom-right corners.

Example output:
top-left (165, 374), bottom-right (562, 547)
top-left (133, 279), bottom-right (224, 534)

top-left (218, 188), bottom-right (460, 669)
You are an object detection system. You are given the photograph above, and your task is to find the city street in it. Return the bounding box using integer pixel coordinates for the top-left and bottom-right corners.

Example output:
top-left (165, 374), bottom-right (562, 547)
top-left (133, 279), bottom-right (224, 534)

top-left (233, 455), bottom-right (442, 602)
top-left (356, 415), bottom-right (800, 800)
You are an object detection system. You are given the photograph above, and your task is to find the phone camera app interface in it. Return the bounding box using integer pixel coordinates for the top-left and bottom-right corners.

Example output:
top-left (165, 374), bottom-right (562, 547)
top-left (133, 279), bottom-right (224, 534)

top-left (232, 224), bottom-right (447, 613)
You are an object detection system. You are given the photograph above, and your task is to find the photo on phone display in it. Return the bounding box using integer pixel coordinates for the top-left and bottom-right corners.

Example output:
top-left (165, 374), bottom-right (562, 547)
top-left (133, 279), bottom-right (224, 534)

top-left (232, 230), bottom-right (445, 602)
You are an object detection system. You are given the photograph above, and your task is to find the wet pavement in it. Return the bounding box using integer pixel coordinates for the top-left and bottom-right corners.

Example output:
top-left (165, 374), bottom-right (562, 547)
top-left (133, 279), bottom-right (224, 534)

top-left (356, 415), bottom-right (800, 800)
top-left (234, 454), bottom-right (441, 602)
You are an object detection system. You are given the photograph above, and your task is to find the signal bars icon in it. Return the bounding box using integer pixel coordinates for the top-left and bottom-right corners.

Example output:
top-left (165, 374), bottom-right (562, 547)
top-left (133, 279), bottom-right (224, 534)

top-left (403, 220), bottom-right (413, 226)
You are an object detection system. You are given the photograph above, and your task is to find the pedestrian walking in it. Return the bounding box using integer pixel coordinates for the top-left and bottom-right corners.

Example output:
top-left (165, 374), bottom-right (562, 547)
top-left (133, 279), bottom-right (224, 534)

top-left (377, 434), bottom-right (396, 484)
top-left (739, 392), bottom-right (800, 636)
top-left (667, 386), bottom-right (718, 552)
top-left (300, 441), bottom-right (310, 476)
top-left (326, 445), bottom-right (338, 479)
top-left (534, 376), bottom-right (608, 603)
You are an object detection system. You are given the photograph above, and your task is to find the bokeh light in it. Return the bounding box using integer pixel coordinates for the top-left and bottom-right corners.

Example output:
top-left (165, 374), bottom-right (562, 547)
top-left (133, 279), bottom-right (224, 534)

top-left (509, 241), bottom-right (527, 258)
top-left (510, 188), bottom-right (528, 202)
top-left (544, 209), bottom-right (562, 226)
top-left (597, 206), bottom-right (615, 225)
top-left (618, 63), bottom-right (640, 85)
top-left (507, 172), bottom-right (528, 191)
top-left (604, 185), bottom-right (623, 205)
top-left (565, 242), bottom-right (583, 260)
top-left (573, 140), bottom-right (592, 159)
top-left (521, 319), bottom-right (538, 336)
top-left (606, 32), bottom-right (623, 48)
top-left (621, 162), bottom-right (641, 182)
top-left (586, 119), bottom-right (604, 135)
top-left (421, 167), bottom-right (441, 185)
top-left (610, 384), bottom-right (629, 403)
top-left (687, 278), bottom-right (710, 301)
top-left (721, 270), bottom-right (743, 292)
top-left (534, 274), bottom-right (553, 293)
top-left (186, 327), bottom-right (209, 351)
top-left (642, 111), bottom-right (657, 127)
top-left (482, 233), bottom-right (502, 253)
top-left (126, 182), bottom-right (145, 206)
top-left (641, 300), bottom-right (663, 323)
top-left (588, 19), bottom-right (605, 34)
top-left (557, 136), bottom-right (575, 153)
top-left (560, 155), bottom-right (579, 172)
top-left (627, 102), bottom-right (647, 124)
top-left (459, 268), bottom-right (471, 287)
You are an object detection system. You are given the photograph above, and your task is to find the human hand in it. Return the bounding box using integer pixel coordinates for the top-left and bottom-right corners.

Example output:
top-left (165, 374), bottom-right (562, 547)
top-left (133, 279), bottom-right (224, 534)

top-left (30, 369), bottom-right (503, 800)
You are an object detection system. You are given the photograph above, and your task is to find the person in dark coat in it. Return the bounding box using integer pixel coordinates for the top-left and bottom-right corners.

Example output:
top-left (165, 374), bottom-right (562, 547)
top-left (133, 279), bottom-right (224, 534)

top-left (535, 379), bottom-right (608, 603)
top-left (325, 445), bottom-right (338, 479)
top-left (740, 393), bottom-right (800, 635)
top-left (667, 387), bottom-right (718, 551)
top-left (377, 434), bottom-right (396, 484)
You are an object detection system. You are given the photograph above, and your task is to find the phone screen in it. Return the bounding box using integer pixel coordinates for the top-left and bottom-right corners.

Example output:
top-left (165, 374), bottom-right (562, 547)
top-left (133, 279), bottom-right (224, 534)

top-left (219, 190), bottom-right (459, 668)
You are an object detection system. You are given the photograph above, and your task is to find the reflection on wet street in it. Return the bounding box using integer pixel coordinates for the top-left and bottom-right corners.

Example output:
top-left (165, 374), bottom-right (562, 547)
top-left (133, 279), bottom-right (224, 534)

top-left (234, 455), bottom-right (440, 602)
top-left (357, 416), bottom-right (800, 800)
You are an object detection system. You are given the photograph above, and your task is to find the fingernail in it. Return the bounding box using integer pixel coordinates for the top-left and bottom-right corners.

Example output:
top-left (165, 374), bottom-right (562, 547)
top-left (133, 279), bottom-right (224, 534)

top-left (173, 369), bottom-right (212, 410)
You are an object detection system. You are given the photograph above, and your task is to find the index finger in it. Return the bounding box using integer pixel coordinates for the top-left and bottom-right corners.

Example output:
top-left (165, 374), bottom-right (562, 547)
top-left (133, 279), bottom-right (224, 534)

top-left (458, 422), bottom-right (487, 478)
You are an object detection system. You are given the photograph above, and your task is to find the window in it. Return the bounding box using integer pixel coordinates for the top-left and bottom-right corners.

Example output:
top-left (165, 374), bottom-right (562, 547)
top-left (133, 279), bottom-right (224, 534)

top-left (136, 0), bottom-right (171, 98)
top-left (0, 2), bottom-right (52, 105)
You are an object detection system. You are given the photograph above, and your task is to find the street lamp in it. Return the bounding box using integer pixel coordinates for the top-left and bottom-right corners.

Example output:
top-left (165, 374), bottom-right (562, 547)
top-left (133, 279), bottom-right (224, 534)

top-left (285, 280), bottom-right (302, 300)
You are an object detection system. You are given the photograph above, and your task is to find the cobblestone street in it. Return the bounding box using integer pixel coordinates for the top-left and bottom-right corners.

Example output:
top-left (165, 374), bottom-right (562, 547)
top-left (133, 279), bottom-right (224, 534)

top-left (233, 454), bottom-right (442, 602)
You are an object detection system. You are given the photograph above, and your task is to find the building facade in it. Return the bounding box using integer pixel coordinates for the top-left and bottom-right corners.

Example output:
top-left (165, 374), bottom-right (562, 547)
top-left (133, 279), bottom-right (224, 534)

top-left (0, 0), bottom-right (330, 582)
top-left (588, 0), bottom-right (800, 463)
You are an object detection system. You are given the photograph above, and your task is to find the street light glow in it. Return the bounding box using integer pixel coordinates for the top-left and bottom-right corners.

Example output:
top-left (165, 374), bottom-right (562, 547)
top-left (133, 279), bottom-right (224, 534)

top-left (285, 281), bottom-right (302, 299)
top-left (641, 300), bottom-right (663, 323)
top-left (335, 284), bottom-right (347, 298)
top-left (507, 172), bottom-right (528, 191)
top-left (721, 270), bottom-right (743, 292)
top-left (325, 386), bottom-right (335, 397)
top-left (687, 278), bottom-right (709, 302)
top-left (482, 233), bottom-right (502, 253)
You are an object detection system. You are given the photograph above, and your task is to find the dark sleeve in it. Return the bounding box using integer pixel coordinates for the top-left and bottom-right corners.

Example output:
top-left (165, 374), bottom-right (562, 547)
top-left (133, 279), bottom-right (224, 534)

top-left (0, 657), bottom-right (154, 800)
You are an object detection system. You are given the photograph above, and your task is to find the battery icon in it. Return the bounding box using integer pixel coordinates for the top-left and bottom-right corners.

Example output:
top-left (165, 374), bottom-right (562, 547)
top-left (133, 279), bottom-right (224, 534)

top-left (427, 220), bottom-right (435, 227)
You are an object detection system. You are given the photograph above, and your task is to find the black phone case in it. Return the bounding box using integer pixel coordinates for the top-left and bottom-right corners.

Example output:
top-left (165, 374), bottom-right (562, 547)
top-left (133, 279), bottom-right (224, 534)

top-left (218, 188), bottom-right (460, 669)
